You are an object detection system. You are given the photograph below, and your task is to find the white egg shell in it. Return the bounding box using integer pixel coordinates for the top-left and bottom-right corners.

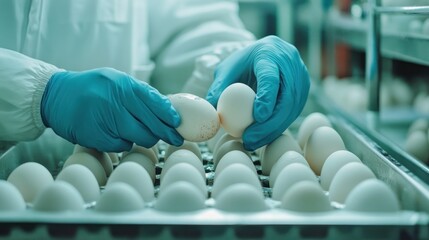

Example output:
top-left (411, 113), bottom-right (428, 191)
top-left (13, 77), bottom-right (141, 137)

top-left (281, 181), bottom-right (332, 212)
top-left (217, 83), bottom-right (255, 138)
top-left (211, 163), bottom-right (262, 199)
top-left (56, 164), bottom-right (100, 203)
top-left (95, 182), bottom-right (144, 213)
top-left (74, 145), bottom-right (113, 177)
top-left (408, 118), bottom-right (429, 135)
top-left (213, 133), bottom-right (239, 156)
top-left (161, 149), bottom-right (205, 181)
top-left (164, 141), bottom-right (202, 161)
top-left (169, 93), bottom-right (220, 142)
top-left (0, 180), bottom-right (26, 211)
top-left (215, 183), bottom-right (267, 213)
top-left (155, 181), bottom-right (206, 213)
top-left (304, 126), bottom-right (346, 175)
top-left (159, 163), bottom-right (207, 197)
top-left (106, 162), bottom-right (155, 202)
top-left (404, 131), bottom-right (429, 163)
top-left (269, 151), bottom-right (309, 188)
top-left (320, 150), bottom-right (362, 190)
top-left (207, 127), bottom-right (226, 152)
top-left (122, 144), bottom-right (158, 164)
top-left (108, 152), bottom-right (120, 166)
top-left (271, 163), bottom-right (318, 201)
top-left (33, 181), bottom-right (85, 212)
top-left (63, 152), bottom-right (107, 186)
top-left (329, 162), bottom-right (376, 204)
top-left (7, 162), bottom-right (54, 203)
top-left (344, 179), bottom-right (400, 212)
top-left (261, 132), bottom-right (302, 176)
top-left (215, 150), bottom-right (257, 179)
top-left (120, 153), bottom-right (156, 183)
top-left (212, 140), bottom-right (250, 168)
top-left (297, 112), bottom-right (332, 149)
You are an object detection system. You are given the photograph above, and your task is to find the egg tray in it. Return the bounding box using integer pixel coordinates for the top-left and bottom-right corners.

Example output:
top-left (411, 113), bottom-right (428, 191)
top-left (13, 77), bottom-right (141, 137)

top-left (1, 118), bottom-right (429, 240)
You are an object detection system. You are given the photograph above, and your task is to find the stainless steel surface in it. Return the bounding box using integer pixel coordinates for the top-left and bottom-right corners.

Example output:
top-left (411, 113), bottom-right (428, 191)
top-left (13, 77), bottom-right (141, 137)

top-left (376, 6), bottom-right (429, 15)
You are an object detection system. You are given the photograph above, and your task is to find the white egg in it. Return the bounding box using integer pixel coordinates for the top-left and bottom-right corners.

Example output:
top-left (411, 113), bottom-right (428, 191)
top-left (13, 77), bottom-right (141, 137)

top-left (169, 93), bottom-right (220, 142)
top-left (269, 151), bottom-right (309, 188)
top-left (215, 183), bottom-right (267, 213)
top-left (95, 182), bottom-right (144, 213)
top-left (120, 153), bottom-right (156, 183)
top-left (122, 144), bottom-right (158, 164)
top-left (7, 162), bottom-right (54, 203)
top-left (33, 181), bottom-right (85, 212)
top-left (271, 163), bottom-right (318, 201)
top-left (344, 179), bottom-right (400, 212)
top-left (106, 162), bottom-right (154, 202)
top-left (212, 140), bottom-right (250, 168)
top-left (320, 150), bottom-right (362, 190)
top-left (211, 163), bottom-right (262, 199)
top-left (159, 163), bottom-right (207, 197)
top-left (408, 118), bottom-right (429, 136)
top-left (405, 130), bottom-right (429, 163)
top-left (215, 150), bottom-right (257, 179)
top-left (207, 127), bottom-right (225, 152)
top-left (164, 141), bottom-right (202, 161)
top-left (0, 180), bottom-right (26, 211)
top-left (304, 126), bottom-right (346, 175)
top-left (155, 181), bottom-right (206, 213)
top-left (329, 162), bottom-right (376, 204)
top-left (56, 164), bottom-right (100, 203)
top-left (297, 112), bottom-right (332, 149)
top-left (217, 83), bottom-right (255, 138)
top-left (261, 132), bottom-right (302, 176)
top-left (63, 152), bottom-right (107, 186)
top-left (213, 133), bottom-right (239, 156)
top-left (74, 145), bottom-right (113, 177)
top-left (107, 153), bottom-right (120, 166)
top-left (161, 149), bottom-right (205, 181)
top-left (281, 181), bottom-right (331, 212)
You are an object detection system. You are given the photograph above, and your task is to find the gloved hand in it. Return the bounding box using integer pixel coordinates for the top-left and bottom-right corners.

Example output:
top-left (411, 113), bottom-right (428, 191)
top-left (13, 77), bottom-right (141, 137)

top-left (206, 36), bottom-right (310, 151)
top-left (41, 67), bottom-right (184, 152)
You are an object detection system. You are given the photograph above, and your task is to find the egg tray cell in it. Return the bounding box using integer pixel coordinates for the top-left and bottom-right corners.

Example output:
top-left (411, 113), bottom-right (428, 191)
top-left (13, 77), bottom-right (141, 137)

top-left (1, 117), bottom-right (429, 240)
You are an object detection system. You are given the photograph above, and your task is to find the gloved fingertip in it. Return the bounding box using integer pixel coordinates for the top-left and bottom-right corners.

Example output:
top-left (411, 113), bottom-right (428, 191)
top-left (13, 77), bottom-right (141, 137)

top-left (243, 140), bottom-right (257, 152)
top-left (170, 135), bottom-right (184, 147)
top-left (171, 112), bottom-right (182, 128)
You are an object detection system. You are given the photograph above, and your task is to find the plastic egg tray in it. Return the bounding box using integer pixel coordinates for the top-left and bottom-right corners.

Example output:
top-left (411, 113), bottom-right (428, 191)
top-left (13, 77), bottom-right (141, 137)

top-left (0, 116), bottom-right (429, 240)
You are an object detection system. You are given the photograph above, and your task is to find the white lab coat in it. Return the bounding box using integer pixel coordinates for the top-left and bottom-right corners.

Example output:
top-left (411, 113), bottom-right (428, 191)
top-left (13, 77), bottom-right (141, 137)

top-left (0, 0), bottom-right (255, 144)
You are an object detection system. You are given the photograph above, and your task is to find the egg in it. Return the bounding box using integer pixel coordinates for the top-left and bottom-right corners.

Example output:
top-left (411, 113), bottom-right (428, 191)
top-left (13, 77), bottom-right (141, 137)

top-left (207, 127), bottom-right (226, 152)
top-left (211, 163), bottom-right (262, 199)
top-left (304, 126), bottom-right (346, 175)
top-left (155, 181), bottom-right (206, 213)
top-left (271, 163), bottom-right (318, 201)
top-left (108, 153), bottom-right (120, 166)
top-left (329, 162), bottom-right (376, 204)
top-left (408, 118), bottom-right (429, 136)
top-left (62, 152), bottom-right (107, 186)
top-left (33, 181), bottom-right (85, 212)
top-left (269, 151), bottom-right (309, 188)
top-left (405, 130), bottom-right (429, 163)
top-left (164, 141), bottom-right (202, 161)
top-left (215, 183), bottom-right (267, 213)
top-left (217, 83), bottom-right (255, 138)
top-left (106, 162), bottom-right (155, 202)
top-left (169, 93), bottom-right (220, 142)
top-left (159, 163), bottom-right (207, 197)
top-left (344, 179), bottom-right (400, 212)
top-left (120, 153), bottom-right (156, 183)
top-left (161, 149), bottom-right (205, 181)
top-left (281, 181), bottom-right (332, 212)
top-left (73, 145), bottom-right (113, 177)
top-left (320, 150), bottom-right (362, 190)
top-left (212, 140), bottom-right (250, 168)
top-left (297, 112), bottom-right (332, 149)
top-left (95, 182), bottom-right (144, 213)
top-left (56, 164), bottom-right (100, 203)
top-left (261, 132), bottom-right (302, 176)
top-left (213, 133), bottom-right (239, 156)
top-left (215, 150), bottom-right (257, 179)
top-left (0, 180), bottom-right (26, 211)
top-left (122, 144), bottom-right (158, 164)
top-left (7, 162), bottom-right (54, 203)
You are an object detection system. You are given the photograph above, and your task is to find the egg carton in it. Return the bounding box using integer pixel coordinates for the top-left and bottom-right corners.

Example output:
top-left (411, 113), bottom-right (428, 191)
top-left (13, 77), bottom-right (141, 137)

top-left (0, 116), bottom-right (429, 240)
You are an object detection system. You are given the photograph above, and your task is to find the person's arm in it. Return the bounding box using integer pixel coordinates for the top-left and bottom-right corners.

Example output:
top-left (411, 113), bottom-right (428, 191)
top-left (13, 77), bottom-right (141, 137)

top-left (0, 48), bottom-right (59, 141)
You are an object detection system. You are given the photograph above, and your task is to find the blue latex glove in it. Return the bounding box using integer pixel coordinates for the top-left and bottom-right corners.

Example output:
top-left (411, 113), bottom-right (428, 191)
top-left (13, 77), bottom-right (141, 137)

top-left (41, 67), bottom-right (184, 152)
top-left (207, 36), bottom-right (310, 151)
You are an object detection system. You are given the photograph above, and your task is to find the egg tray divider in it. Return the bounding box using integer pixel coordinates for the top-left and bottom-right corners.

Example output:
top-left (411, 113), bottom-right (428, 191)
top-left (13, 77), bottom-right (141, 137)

top-left (1, 119), bottom-right (429, 239)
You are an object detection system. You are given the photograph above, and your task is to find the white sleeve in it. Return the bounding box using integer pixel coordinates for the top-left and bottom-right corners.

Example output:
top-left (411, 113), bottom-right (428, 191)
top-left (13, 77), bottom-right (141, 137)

top-left (148, 0), bottom-right (255, 94)
top-left (0, 48), bottom-right (60, 141)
